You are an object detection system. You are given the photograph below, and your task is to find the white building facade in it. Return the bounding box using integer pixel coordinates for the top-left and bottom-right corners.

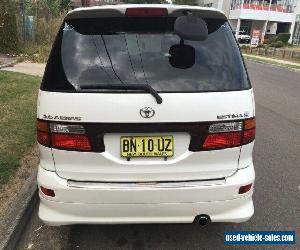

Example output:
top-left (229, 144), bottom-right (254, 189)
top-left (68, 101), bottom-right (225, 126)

top-left (229, 0), bottom-right (298, 43)
top-left (198, 0), bottom-right (299, 44)
top-left (291, 1), bottom-right (300, 44)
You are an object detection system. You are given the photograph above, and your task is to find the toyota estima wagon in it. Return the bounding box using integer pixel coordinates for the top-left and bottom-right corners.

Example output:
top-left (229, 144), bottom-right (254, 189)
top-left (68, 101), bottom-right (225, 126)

top-left (37, 5), bottom-right (256, 226)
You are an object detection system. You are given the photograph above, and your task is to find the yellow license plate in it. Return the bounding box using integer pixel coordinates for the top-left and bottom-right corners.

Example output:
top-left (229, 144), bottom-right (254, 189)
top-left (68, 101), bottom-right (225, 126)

top-left (120, 136), bottom-right (174, 158)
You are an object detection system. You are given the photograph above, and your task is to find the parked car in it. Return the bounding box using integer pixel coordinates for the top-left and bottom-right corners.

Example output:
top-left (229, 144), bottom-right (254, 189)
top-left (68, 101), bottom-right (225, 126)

top-left (238, 31), bottom-right (251, 44)
top-left (37, 4), bottom-right (256, 226)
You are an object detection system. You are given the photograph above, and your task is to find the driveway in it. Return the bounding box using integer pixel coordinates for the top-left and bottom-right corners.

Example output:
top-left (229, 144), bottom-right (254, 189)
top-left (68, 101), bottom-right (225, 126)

top-left (0, 62), bottom-right (45, 77)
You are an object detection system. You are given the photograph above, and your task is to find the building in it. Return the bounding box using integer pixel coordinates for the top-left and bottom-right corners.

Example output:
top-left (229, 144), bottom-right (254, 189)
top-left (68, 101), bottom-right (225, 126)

top-left (229, 0), bottom-right (298, 44)
top-left (200, 0), bottom-right (299, 44)
top-left (197, 0), bottom-right (231, 16)
top-left (290, 1), bottom-right (300, 44)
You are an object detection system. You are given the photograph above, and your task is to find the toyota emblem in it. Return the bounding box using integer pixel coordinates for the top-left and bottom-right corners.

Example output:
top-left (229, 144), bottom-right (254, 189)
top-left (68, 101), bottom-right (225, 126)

top-left (140, 107), bottom-right (155, 118)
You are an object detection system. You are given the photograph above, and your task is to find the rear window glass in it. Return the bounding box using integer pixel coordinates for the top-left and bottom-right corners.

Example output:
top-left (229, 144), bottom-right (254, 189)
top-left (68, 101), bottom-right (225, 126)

top-left (41, 17), bottom-right (250, 92)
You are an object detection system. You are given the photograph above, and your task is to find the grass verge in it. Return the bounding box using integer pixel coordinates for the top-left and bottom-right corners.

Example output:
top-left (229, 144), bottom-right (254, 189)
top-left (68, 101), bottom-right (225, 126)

top-left (243, 54), bottom-right (300, 71)
top-left (0, 71), bottom-right (41, 186)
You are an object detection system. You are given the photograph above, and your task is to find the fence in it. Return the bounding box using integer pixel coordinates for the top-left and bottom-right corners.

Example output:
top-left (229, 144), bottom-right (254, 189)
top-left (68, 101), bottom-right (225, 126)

top-left (241, 47), bottom-right (300, 62)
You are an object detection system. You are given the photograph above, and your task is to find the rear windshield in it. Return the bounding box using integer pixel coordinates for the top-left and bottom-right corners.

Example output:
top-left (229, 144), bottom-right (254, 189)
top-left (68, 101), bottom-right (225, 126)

top-left (41, 17), bottom-right (250, 92)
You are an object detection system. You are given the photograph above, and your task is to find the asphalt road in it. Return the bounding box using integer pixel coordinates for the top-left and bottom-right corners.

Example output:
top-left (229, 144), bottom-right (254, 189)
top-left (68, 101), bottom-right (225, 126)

top-left (18, 61), bottom-right (300, 250)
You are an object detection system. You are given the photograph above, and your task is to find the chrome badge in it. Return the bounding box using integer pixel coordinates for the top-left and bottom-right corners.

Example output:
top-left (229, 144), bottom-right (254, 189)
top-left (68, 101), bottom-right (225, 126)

top-left (140, 107), bottom-right (155, 118)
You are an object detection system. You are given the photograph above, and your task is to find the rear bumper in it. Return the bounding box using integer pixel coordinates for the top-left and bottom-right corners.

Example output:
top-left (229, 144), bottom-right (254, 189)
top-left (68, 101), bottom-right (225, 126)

top-left (38, 165), bottom-right (255, 225)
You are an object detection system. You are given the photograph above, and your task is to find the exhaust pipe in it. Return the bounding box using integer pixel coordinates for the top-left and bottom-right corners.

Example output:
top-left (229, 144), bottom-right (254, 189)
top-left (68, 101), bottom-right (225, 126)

top-left (194, 214), bottom-right (211, 226)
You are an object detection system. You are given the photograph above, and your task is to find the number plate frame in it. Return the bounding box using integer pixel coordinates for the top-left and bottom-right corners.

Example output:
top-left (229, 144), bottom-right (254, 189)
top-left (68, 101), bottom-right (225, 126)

top-left (120, 135), bottom-right (174, 158)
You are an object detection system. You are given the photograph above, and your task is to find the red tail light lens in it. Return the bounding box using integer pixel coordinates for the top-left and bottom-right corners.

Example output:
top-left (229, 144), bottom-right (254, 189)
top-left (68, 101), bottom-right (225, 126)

top-left (203, 131), bottom-right (242, 149)
top-left (37, 131), bottom-right (50, 146)
top-left (125, 8), bottom-right (167, 17)
top-left (52, 133), bottom-right (91, 151)
top-left (239, 183), bottom-right (252, 194)
top-left (243, 128), bottom-right (256, 144)
top-left (37, 120), bottom-right (50, 146)
top-left (40, 186), bottom-right (55, 197)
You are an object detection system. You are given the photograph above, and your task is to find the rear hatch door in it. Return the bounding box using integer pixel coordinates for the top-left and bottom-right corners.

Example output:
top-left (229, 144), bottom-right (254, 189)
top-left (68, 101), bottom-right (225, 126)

top-left (39, 13), bottom-right (253, 182)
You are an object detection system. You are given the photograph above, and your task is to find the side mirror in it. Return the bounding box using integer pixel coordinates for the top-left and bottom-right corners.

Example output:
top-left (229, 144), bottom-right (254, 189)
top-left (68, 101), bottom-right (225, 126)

top-left (169, 44), bottom-right (195, 69)
top-left (174, 13), bottom-right (208, 41)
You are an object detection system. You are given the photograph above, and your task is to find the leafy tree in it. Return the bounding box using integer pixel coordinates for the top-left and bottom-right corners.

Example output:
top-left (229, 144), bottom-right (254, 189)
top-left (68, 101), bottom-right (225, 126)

top-left (123, 0), bottom-right (168, 3)
top-left (81, 0), bottom-right (89, 7)
top-left (0, 0), bottom-right (20, 53)
top-left (43, 0), bottom-right (71, 17)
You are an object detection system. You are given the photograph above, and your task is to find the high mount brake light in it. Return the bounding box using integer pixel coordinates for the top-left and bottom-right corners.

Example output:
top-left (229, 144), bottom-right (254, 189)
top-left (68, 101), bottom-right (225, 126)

top-left (203, 118), bottom-right (256, 150)
top-left (125, 8), bottom-right (168, 17)
top-left (37, 120), bottom-right (91, 151)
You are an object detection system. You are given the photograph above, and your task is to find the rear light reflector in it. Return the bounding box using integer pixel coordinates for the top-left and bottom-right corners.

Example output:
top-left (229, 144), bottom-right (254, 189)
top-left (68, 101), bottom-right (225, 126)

top-left (40, 186), bottom-right (55, 197)
top-left (52, 133), bottom-right (91, 151)
top-left (203, 131), bottom-right (242, 149)
top-left (239, 183), bottom-right (252, 194)
top-left (125, 8), bottom-right (168, 17)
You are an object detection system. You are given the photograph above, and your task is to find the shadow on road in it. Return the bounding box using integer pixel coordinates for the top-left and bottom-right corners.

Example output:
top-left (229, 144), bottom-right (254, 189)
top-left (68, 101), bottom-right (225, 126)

top-left (66, 222), bottom-right (248, 249)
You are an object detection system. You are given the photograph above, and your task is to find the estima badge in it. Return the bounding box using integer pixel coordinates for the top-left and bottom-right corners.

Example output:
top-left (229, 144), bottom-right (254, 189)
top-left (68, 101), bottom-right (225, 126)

top-left (140, 107), bottom-right (155, 118)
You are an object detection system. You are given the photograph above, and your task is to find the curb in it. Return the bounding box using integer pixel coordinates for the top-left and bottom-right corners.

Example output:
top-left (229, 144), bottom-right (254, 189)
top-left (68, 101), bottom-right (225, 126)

top-left (0, 169), bottom-right (38, 250)
top-left (0, 62), bottom-right (15, 69)
top-left (243, 56), bottom-right (300, 72)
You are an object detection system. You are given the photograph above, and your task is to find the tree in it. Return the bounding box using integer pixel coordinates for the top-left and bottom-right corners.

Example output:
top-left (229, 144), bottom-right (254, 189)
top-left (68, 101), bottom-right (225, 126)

top-left (0, 0), bottom-right (20, 53)
top-left (81, 0), bottom-right (90, 7)
top-left (43, 0), bottom-right (71, 17)
top-left (123, 0), bottom-right (167, 3)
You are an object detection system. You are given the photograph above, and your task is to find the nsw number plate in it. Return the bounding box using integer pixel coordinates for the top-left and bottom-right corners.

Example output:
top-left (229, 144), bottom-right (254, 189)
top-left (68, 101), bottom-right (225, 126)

top-left (120, 136), bottom-right (174, 158)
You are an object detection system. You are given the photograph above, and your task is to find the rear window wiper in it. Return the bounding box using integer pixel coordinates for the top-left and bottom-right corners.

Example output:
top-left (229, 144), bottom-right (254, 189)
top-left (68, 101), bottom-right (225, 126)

top-left (79, 84), bottom-right (163, 104)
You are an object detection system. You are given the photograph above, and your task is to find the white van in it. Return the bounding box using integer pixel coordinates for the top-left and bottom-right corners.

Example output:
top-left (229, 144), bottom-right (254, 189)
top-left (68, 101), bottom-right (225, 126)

top-left (37, 5), bottom-right (256, 226)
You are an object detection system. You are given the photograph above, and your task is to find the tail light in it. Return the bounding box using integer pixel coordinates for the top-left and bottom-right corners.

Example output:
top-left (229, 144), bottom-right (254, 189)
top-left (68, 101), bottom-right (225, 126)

top-left (125, 8), bottom-right (167, 17)
top-left (203, 118), bottom-right (256, 150)
top-left (37, 120), bottom-right (50, 146)
top-left (37, 117), bottom-right (255, 152)
top-left (243, 118), bottom-right (256, 144)
top-left (203, 131), bottom-right (242, 149)
top-left (52, 134), bottom-right (91, 151)
top-left (37, 120), bottom-right (91, 151)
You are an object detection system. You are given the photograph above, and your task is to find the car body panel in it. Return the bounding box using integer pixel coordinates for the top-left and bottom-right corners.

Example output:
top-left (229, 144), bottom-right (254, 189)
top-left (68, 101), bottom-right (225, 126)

top-left (38, 89), bottom-right (254, 181)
